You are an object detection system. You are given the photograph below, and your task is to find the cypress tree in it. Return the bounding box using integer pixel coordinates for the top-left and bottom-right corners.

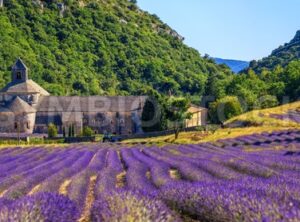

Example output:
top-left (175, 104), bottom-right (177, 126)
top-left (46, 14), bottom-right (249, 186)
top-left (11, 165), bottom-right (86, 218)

top-left (68, 126), bottom-right (72, 138)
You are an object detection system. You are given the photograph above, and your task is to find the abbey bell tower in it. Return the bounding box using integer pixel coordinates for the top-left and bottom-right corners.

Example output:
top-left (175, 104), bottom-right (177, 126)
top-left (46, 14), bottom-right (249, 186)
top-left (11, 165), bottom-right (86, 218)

top-left (12, 58), bottom-right (28, 83)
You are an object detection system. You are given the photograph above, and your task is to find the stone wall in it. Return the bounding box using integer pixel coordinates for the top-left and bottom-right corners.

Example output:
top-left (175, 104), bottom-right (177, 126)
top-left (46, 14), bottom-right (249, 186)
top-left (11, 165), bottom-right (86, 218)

top-left (33, 110), bottom-right (143, 135)
top-left (0, 112), bottom-right (36, 134)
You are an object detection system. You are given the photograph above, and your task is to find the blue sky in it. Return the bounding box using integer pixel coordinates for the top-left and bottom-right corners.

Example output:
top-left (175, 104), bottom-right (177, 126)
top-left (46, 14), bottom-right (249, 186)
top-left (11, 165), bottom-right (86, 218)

top-left (137, 0), bottom-right (300, 61)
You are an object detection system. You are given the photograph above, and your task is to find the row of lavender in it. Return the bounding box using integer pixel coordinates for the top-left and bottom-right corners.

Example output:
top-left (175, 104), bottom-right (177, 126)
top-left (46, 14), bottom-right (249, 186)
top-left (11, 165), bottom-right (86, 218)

top-left (271, 111), bottom-right (300, 124)
top-left (218, 129), bottom-right (300, 148)
top-left (0, 132), bottom-right (299, 221)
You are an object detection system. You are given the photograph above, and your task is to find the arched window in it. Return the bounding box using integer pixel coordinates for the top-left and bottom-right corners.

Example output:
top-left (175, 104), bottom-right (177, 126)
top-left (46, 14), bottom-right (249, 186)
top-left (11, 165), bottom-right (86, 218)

top-left (16, 72), bottom-right (22, 80)
top-left (14, 122), bottom-right (18, 129)
top-left (27, 122), bottom-right (30, 129)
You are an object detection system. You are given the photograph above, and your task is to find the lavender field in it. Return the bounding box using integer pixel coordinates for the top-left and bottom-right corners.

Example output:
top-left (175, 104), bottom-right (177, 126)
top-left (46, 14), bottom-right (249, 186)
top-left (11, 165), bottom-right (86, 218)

top-left (0, 130), bottom-right (300, 221)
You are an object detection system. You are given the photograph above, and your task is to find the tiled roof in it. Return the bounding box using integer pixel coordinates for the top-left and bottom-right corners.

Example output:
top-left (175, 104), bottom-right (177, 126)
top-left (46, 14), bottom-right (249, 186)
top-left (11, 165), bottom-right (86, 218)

top-left (190, 104), bottom-right (207, 110)
top-left (7, 97), bottom-right (36, 114)
top-left (0, 80), bottom-right (50, 96)
top-left (36, 96), bottom-right (147, 112)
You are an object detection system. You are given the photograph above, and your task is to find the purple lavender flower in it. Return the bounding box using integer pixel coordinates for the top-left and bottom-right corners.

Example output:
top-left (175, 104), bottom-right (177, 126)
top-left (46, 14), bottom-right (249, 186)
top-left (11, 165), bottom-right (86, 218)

top-left (160, 181), bottom-right (300, 222)
top-left (94, 150), bottom-right (124, 195)
top-left (0, 193), bottom-right (79, 222)
top-left (67, 150), bottom-right (107, 212)
top-left (91, 189), bottom-right (181, 222)
top-left (120, 149), bottom-right (157, 192)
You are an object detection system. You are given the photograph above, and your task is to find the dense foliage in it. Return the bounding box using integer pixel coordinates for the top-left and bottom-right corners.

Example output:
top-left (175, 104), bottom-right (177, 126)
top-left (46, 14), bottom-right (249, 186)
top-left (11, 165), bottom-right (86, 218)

top-left (165, 97), bottom-right (192, 138)
top-left (207, 60), bottom-right (300, 123)
top-left (47, 123), bottom-right (58, 138)
top-left (0, 0), bottom-right (299, 125)
top-left (249, 30), bottom-right (300, 73)
top-left (0, 0), bottom-right (230, 98)
top-left (81, 126), bottom-right (94, 137)
top-left (209, 96), bottom-right (243, 123)
top-left (208, 31), bottom-right (300, 123)
top-left (141, 97), bottom-right (166, 132)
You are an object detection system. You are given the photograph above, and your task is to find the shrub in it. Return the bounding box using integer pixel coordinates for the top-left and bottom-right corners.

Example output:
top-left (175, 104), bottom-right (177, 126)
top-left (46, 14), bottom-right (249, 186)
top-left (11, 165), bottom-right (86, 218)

top-left (82, 126), bottom-right (94, 137)
top-left (48, 123), bottom-right (58, 138)
top-left (253, 95), bottom-right (279, 109)
top-left (209, 96), bottom-right (243, 123)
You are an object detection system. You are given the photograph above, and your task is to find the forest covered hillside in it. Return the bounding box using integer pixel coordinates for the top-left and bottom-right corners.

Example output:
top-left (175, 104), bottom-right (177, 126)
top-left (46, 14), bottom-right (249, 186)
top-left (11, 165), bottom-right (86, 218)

top-left (0, 0), bottom-right (299, 125)
top-left (0, 0), bottom-right (231, 97)
top-left (249, 30), bottom-right (300, 73)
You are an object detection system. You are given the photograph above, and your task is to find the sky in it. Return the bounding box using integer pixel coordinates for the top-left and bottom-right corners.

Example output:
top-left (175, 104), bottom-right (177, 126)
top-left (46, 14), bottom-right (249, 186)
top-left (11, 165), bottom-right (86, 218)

top-left (137, 0), bottom-right (300, 61)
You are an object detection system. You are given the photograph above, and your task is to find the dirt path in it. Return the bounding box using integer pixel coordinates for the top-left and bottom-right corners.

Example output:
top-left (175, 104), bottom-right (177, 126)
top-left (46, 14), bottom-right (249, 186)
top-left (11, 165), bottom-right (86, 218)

top-left (28, 184), bottom-right (41, 195)
top-left (59, 179), bottom-right (72, 196)
top-left (78, 175), bottom-right (97, 222)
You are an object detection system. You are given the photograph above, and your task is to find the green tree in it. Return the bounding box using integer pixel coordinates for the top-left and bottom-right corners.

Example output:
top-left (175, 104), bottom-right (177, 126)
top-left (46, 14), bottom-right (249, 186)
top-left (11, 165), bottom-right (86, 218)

top-left (0, 0), bottom-right (229, 99)
top-left (48, 123), bottom-right (58, 138)
top-left (209, 96), bottom-right (243, 124)
top-left (281, 61), bottom-right (300, 100)
top-left (254, 95), bottom-right (279, 110)
top-left (82, 126), bottom-right (94, 137)
top-left (141, 97), bottom-right (165, 132)
top-left (205, 64), bottom-right (233, 99)
top-left (166, 97), bottom-right (192, 139)
top-left (227, 70), bottom-right (268, 110)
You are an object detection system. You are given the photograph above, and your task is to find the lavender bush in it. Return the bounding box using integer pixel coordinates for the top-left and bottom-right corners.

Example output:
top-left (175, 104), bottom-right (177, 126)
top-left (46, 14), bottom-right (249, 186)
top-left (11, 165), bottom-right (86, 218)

top-left (0, 193), bottom-right (79, 222)
top-left (91, 190), bottom-right (180, 222)
top-left (0, 130), bottom-right (299, 221)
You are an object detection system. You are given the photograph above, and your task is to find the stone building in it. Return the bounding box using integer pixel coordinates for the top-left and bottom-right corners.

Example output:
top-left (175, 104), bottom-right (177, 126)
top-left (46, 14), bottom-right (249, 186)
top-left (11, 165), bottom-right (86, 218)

top-left (0, 59), bottom-right (146, 135)
top-left (0, 59), bottom-right (207, 136)
top-left (185, 105), bottom-right (208, 128)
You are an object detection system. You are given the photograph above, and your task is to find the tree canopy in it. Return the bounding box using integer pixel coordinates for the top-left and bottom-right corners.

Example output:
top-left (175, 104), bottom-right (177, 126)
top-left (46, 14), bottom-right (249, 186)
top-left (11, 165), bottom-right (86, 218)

top-left (0, 0), bottom-right (230, 99)
top-left (0, 0), bottom-right (299, 124)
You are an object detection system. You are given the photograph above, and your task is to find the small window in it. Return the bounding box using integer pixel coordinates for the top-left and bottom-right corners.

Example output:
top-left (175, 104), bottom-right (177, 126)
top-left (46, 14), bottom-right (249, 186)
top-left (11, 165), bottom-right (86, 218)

top-left (14, 122), bottom-right (18, 129)
top-left (27, 122), bottom-right (30, 129)
top-left (16, 72), bottom-right (22, 80)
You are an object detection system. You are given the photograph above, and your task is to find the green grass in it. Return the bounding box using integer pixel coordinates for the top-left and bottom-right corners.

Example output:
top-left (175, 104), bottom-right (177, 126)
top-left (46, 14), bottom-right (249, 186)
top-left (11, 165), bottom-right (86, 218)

top-left (225, 101), bottom-right (300, 128)
top-left (0, 138), bottom-right (66, 148)
top-left (0, 134), bottom-right (104, 148)
top-left (124, 101), bottom-right (300, 145)
top-left (1, 102), bottom-right (299, 147)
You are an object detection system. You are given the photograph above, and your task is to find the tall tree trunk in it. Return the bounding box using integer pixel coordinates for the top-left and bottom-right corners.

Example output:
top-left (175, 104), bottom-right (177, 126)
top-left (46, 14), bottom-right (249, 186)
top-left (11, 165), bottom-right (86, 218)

top-left (174, 122), bottom-right (180, 140)
top-left (175, 129), bottom-right (180, 140)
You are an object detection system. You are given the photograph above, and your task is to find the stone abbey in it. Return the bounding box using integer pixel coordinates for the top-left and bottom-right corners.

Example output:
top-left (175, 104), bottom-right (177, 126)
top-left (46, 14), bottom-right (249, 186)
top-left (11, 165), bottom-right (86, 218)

top-left (0, 59), bottom-right (147, 135)
top-left (0, 59), bottom-right (207, 136)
